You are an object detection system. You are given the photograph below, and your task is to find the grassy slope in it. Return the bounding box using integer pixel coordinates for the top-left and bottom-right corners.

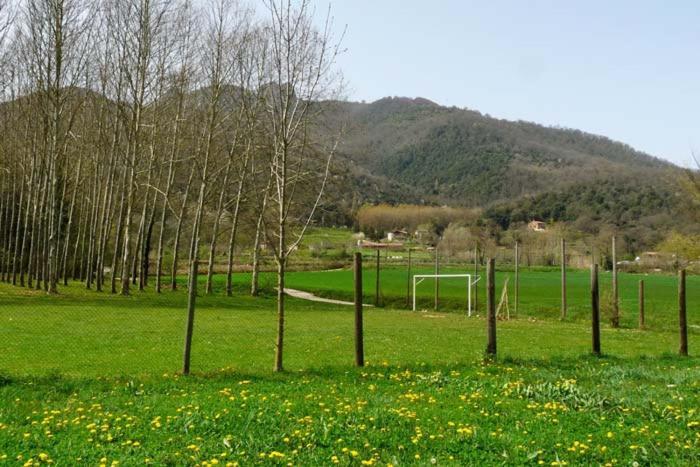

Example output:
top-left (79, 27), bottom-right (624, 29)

top-left (0, 274), bottom-right (698, 465)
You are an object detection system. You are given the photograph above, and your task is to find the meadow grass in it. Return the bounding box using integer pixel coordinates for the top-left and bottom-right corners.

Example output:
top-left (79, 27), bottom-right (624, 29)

top-left (0, 271), bottom-right (698, 465)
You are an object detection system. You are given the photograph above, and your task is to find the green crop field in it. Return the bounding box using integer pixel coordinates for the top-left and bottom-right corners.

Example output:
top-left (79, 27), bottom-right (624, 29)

top-left (0, 268), bottom-right (698, 465)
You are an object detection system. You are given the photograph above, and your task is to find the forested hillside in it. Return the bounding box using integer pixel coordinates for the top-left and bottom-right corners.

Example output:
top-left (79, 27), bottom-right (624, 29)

top-left (320, 96), bottom-right (684, 235)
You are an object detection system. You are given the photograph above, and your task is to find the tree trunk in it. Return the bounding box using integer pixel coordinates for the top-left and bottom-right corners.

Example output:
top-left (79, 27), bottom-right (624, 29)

top-left (110, 169), bottom-right (128, 294)
top-left (205, 161), bottom-right (232, 294)
top-left (171, 168), bottom-right (195, 291)
top-left (60, 153), bottom-right (82, 285)
top-left (274, 255), bottom-right (286, 372)
top-left (250, 206), bottom-right (265, 296)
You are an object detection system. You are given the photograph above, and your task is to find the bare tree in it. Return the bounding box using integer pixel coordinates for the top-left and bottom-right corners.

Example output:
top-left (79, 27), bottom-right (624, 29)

top-left (15, 0), bottom-right (95, 293)
top-left (108, 0), bottom-right (172, 295)
top-left (154, 2), bottom-right (196, 293)
top-left (259, 0), bottom-right (344, 371)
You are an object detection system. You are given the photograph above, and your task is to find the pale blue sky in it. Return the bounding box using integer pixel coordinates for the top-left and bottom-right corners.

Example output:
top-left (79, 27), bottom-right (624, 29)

top-left (318, 0), bottom-right (700, 166)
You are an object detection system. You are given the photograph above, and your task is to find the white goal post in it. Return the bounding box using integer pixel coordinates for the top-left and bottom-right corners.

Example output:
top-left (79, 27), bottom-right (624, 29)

top-left (412, 274), bottom-right (481, 316)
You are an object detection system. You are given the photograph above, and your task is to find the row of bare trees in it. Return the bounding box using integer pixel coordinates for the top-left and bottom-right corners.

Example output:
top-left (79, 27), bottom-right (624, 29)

top-left (0, 0), bottom-right (344, 372)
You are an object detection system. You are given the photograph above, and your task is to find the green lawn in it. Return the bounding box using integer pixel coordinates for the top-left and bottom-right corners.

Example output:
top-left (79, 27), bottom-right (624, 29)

top-left (0, 274), bottom-right (698, 465)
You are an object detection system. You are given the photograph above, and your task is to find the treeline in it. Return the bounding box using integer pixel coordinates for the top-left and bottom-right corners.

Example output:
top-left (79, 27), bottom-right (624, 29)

top-left (483, 178), bottom-right (680, 250)
top-left (0, 0), bottom-right (343, 371)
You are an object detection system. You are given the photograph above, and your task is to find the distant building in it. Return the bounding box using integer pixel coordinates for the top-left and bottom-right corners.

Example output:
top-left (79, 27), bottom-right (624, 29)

top-left (387, 230), bottom-right (408, 242)
top-left (528, 220), bottom-right (546, 232)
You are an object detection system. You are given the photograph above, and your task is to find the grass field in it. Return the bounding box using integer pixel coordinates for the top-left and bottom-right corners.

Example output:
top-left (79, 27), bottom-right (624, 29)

top-left (0, 268), bottom-right (698, 465)
top-left (280, 265), bottom-right (700, 330)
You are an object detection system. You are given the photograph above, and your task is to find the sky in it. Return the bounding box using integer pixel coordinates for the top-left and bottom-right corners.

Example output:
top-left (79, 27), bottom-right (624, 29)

top-left (311, 0), bottom-right (700, 167)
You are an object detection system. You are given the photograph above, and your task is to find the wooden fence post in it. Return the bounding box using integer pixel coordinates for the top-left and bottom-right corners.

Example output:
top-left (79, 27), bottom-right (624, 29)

top-left (591, 263), bottom-right (601, 356)
top-left (561, 238), bottom-right (567, 320)
top-left (638, 280), bottom-right (645, 329)
top-left (486, 258), bottom-right (497, 358)
top-left (434, 247), bottom-right (439, 310)
top-left (611, 236), bottom-right (619, 328)
top-left (679, 269), bottom-right (688, 356)
top-left (514, 241), bottom-right (519, 316)
top-left (473, 244), bottom-right (478, 312)
top-left (374, 249), bottom-right (380, 307)
top-left (182, 259), bottom-right (198, 375)
top-left (406, 248), bottom-right (412, 308)
top-left (354, 252), bottom-right (364, 367)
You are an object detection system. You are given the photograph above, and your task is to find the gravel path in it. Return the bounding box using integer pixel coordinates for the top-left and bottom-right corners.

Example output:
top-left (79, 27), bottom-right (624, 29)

top-left (282, 288), bottom-right (373, 307)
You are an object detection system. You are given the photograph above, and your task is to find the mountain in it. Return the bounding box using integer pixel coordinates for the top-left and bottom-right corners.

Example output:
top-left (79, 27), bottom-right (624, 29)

top-left (319, 96), bottom-right (685, 240)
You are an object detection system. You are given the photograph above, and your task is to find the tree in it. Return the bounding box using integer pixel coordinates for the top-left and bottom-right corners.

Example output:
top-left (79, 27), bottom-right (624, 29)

top-left (110, 0), bottom-right (172, 295)
top-left (259, 0), bottom-right (344, 372)
top-left (16, 0), bottom-right (94, 293)
top-left (657, 232), bottom-right (700, 264)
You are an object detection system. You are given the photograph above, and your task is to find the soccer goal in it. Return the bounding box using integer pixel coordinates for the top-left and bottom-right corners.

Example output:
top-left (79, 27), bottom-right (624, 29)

top-left (412, 274), bottom-right (481, 316)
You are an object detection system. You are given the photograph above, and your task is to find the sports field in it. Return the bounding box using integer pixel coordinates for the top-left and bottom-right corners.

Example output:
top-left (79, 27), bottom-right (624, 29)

top-left (0, 268), bottom-right (698, 465)
top-left (282, 265), bottom-right (699, 330)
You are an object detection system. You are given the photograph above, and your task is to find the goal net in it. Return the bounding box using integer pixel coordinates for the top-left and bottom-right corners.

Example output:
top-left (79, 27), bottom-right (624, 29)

top-left (412, 274), bottom-right (481, 315)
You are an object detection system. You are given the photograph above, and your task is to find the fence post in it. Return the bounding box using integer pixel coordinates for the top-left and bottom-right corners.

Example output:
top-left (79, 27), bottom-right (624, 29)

top-left (434, 247), bottom-right (439, 310)
top-left (591, 263), bottom-right (601, 356)
top-left (485, 258), bottom-right (497, 359)
top-left (611, 236), bottom-right (619, 328)
top-left (561, 238), bottom-right (567, 320)
top-left (473, 244), bottom-right (479, 312)
top-left (406, 248), bottom-right (412, 308)
top-left (374, 249), bottom-right (380, 307)
top-left (679, 269), bottom-right (688, 356)
top-left (182, 259), bottom-right (198, 375)
top-left (354, 252), bottom-right (364, 367)
top-left (638, 280), bottom-right (645, 329)
top-left (514, 241), bottom-right (519, 316)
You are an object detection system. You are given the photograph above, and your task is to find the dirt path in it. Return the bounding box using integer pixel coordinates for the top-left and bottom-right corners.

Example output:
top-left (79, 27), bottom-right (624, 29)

top-left (282, 288), bottom-right (373, 307)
